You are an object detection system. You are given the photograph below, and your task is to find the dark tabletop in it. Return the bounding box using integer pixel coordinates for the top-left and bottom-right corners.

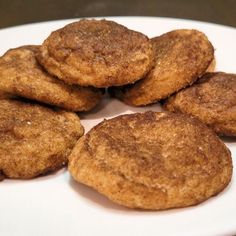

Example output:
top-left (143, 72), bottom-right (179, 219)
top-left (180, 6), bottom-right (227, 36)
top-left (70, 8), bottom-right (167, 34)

top-left (0, 0), bottom-right (235, 29)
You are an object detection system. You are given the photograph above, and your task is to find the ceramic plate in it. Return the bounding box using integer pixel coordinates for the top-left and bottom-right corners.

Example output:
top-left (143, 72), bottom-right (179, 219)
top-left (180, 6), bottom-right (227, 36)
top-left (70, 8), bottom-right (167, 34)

top-left (0, 17), bottom-right (235, 236)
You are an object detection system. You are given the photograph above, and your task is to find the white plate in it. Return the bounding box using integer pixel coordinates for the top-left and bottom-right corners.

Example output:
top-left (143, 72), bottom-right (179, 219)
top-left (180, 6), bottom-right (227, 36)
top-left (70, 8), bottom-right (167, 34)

top-left (0, 17), bottom-right (235, 236)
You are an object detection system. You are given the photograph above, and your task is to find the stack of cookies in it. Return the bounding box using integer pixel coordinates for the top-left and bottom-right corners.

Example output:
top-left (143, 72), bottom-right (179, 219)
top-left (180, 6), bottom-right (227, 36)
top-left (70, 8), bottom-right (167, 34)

top-left (0, 19), bottom-right (154, 180)
top-left (0, 19), bottom-right (235, 211)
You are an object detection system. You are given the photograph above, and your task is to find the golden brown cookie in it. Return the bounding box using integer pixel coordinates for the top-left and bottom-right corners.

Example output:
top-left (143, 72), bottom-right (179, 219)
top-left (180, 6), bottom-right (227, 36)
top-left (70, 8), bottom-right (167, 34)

top-left (69, 111), bottom-right (232, 210)
top-left (0, 99), bottom-right (84, 180)
top-left (0, 46), bottom-right (102, 111)
top-left (37, 19), bottom-right (154, 88)
top-left (111, 29), bottom-right (214, 106)
top-left (164, 72), bottom-right (236, 137)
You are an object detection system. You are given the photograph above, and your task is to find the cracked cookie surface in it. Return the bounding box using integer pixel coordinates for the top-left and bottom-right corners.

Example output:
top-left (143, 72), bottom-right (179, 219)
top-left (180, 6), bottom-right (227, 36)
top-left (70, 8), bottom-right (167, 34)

top-left (0, 46), bottom-right (102, 111)
top-left (0, 99), bottom-right (84, 180)
top-left (69, 111), bottom-right (232, 210)
top-left (164, 72), bottom-right (236, 136)
top-left (37, 19), bottom-right (154, 88)
top-left (111, 29), bottom-right (214, 106)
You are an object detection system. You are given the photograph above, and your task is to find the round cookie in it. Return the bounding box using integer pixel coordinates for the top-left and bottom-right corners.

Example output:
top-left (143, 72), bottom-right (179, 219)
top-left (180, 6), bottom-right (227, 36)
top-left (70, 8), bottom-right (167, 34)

top-left (0, 99), bottom-right (84, 180)
top-left (164, 72), bottom-right (236, 137)
top-left (69, 111), bottom-right (232, 210)
top-left (0, 46), bottom-right (102, 111)
top-left (111, 29), bottom-right (214, 106)
top-left (37, 19), bottom-right (154, 88)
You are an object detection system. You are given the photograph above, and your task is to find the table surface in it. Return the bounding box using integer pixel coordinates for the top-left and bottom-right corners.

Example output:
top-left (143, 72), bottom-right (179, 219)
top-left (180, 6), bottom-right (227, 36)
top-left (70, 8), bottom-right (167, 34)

top-left (0, 0), bottom-right (235, 29)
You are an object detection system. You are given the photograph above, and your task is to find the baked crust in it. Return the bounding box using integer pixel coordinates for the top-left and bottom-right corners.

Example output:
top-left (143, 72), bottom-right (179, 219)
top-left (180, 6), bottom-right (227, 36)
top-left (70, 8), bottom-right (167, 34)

top-left (0, 99), bottom-right (84, 180)
top-left (0, 46), bottom-right (102, 111)
top-left (164, 72), bottom-right (236, 136)
top-left (111, 29), bottom-right (214, 106)
top-left (69, 111), bottom-right (232, 210)
top-left (37, 19), bottom-right (154, 88)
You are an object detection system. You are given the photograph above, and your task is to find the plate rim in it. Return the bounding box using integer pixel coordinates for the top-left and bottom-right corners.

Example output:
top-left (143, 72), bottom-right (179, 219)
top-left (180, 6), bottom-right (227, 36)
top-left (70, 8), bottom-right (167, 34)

top-left (0, 16), bottom-right (235, 236)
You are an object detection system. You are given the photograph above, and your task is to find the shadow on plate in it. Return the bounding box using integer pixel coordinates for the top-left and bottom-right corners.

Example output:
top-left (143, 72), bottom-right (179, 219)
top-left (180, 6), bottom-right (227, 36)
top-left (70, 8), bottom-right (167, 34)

top-left (78, 94), bottom-right (162, 121)
top-left (69, 176), bottom-right (131, 212)
top-left (1, 168), bottom-right (67, 184)
top-left (221, 136), bottom-right (236, 144)
top-left (68, 174), bottom-right (234, 216)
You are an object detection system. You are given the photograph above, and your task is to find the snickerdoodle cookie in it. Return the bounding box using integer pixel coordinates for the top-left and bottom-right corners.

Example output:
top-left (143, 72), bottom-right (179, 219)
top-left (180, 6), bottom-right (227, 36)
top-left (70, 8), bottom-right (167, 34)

top-left (69, 111), bottom-right (232, 210)
top-left (111, 29), bottom-right (214, 106)
top-left (0, 99), bottom-right (84, 180)
top-left (0, 46), bottom-right (102, 111)
top-left (164, 72), bottom-right (236, 136)
top-left (37, 19), bottom-right (154, 88)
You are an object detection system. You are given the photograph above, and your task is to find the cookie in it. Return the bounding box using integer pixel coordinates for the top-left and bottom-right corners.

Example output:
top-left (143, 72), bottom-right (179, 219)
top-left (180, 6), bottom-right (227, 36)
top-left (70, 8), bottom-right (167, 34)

top-left (0, 99), bottom-right (84, 180)
top-left (69, 111), bottom-right (232, 210)
top-left (0, 46), bottom-right (102, 111)
top-left (111, 29), bottom-right (214, 106)
top-left (164, 72), bottom-right (236, 136)
top-left (37, 19), bottom-right (154, 88)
